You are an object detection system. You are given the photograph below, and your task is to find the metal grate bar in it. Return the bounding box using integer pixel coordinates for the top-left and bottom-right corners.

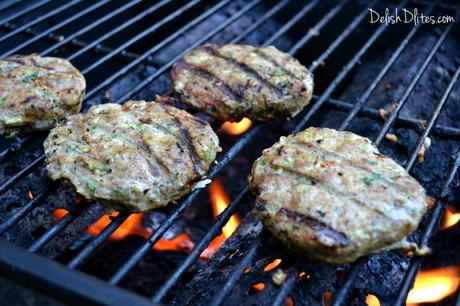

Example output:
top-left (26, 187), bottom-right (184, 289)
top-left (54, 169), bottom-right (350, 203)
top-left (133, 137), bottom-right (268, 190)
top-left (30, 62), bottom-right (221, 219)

top-left (262, 0), bottom-right (321, 47)
top-left (113, 0), bottom-right (263, 103)
top-left (0, 154), bottom-right (45, 196)
top-left (66, 0), bottom-right (173, 62)
top-left (395, 152), bottom-right (460, 305)
top-left (0, 240), bottom-right (157, 306)
top-left (149, 1), bottom-right (404, 303)
top-left (404, 65), bottom-right (460, 169)
top-left (273, 11), bottom-right (456, 305)
top-left (109, 0), bottom-right (349, 286)
top-left (204, 0), bottom-right (430, 302)
top-left (40, 0), bottom-right (143, 56)
top-left (0, 1), bottom-right (457, 305)
top-left (151, 186), bottom-right (250, 302)
top-left (0, 0), bottom-right (81, 45)
top-left (109, 125), bottom-right (262, 284)
top-left (214, 2), bottom-right (408, 301)
top-left (0, 0), bottom-right (21, 13)
top-left (0, 0), bottom-right (233, 184)
top-left (373, 22), bottom-right (455, 145)
top-left (84, 0), bottom-right (233, 100)
top-left (0, 0), bottom-right (51, 28)
top-left (324, 96), bottom-right (460, 139)
top-left (114, 0), bottom-right (345, 104)
top-left (272, 268), bottom-right (298, 306)
top-left (287, 0), bottom-right (347, 55)
top-left (0, 183), bottom-right (55, 235)
top-left (0, 134), bottom-right (33, 161)
top-left (292, 2), bottom-right (398, 134)
top-left (28, 202), bottom-right (90, 253)
top-left (332, 40), bottom-right (458, 306)
top-left (67, 212), bottom-right (129, 269)
top-left (310, 0), bottom-right (378, 73)
top-left (339, 4), bottom-right (435, 131)
top-left (1, 0), bottom-right (112, 58)
top-left (1, 20), bottom-right (151, 63)
top-left (208, 241), bottom-right (261, 306)
top-left (79, 0), bottom-right (196, 75)
top-left (139, 2), bottom-right (384, 300)
top-left (229, 0), bottom-right (291, 44)
top-left (64, 0), bottom-right (264, 273)
top-left (0, 0), bottom-right (263, 268)
top-left (392, 66), bottom-right (460, 305)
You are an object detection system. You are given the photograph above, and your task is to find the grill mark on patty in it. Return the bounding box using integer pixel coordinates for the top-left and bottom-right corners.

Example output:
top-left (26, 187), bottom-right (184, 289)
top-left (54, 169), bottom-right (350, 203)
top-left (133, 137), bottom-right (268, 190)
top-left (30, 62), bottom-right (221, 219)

top-left (277, 208), bottom-right (349, 247)
top-left (2, 58), bottom-right (64, 72)
top-left (253, 49), bottom-right (301, 81)
top-left (138, 137), bottom-right (170, 177)
top-left (172, 60), bottom-right (241, 108)
top-left (200, 45), bottom-right (284, 99)
top-left (290, 140), bottom-right (411, 194)
top-left (137, 150), bottom-right (160, 177)
top-left (157, 103), bottom-right (203, 175)
top-left (266, 163), bottom-right (394, 219)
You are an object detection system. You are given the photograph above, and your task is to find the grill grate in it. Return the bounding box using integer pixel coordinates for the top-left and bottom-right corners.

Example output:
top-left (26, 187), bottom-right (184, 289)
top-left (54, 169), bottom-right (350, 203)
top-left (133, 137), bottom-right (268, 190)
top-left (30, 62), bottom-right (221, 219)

top-left (0, 0), bottom-right (459, 305)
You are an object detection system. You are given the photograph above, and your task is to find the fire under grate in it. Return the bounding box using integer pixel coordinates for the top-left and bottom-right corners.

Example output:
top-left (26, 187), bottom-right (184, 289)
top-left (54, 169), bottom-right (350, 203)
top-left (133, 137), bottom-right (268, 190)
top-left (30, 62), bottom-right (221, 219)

top-left (0, 0), bottom-right (460, 305)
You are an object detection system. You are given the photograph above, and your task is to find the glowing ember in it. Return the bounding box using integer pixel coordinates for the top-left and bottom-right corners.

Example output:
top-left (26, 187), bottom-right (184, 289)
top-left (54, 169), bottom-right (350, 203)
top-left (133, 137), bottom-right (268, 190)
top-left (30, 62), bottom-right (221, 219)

top-left (297, 271), bottom-right (308, 282)
top-left (201, 178), bottom-right (240, 260)
top-left (441, 206), bottom-right (460, 230)
top-left (323, 291), bottom-right (333, 306)
top-left (285, 296), bottom-right (294, 306)
top-left (221, 118), bottom-right (252, 135)
top-left (53, 208), bottom-right (69, 220)
top-left (52, 209), bottom-right (194, 252)
top-left (252, 283), bottom-right (265, 291)
top-left (366, 294), bottom-right (380, 306)
top-left (407, 266), bottom-right (460, 304)
top-left (28, 190), bottom-right (34, 199)
top-left (264, 258), bottom-right (282, 272)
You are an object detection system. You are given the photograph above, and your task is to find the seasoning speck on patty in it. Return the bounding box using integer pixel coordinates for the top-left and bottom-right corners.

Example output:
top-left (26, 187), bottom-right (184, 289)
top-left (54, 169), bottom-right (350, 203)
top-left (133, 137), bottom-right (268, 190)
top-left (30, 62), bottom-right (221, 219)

top-left (171, 44), bottom-right (314, 122)
top-left (0, 54), bottom-right (86, 137)
top-left (248, 127), bottom-right (428, 264)
top-left (44, 97), bottom-right (220, 212)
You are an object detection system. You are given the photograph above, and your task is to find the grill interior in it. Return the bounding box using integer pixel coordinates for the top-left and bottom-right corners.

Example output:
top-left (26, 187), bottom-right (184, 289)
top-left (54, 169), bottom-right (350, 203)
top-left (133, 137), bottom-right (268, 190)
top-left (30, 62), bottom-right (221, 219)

top-left (0, 0), bottom-right (460, 305)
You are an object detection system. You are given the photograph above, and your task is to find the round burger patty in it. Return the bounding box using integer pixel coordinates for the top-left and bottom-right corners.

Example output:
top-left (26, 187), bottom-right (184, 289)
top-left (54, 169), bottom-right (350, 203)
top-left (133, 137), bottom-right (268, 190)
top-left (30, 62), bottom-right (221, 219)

top-left (44, 97), bottom-right (220, 212)
top-left (0, 54), bottom-right (85, 137)
top-left (171, 44), bottom-right (314, 121)
top-left (248, 127), bottom-right (428, 264)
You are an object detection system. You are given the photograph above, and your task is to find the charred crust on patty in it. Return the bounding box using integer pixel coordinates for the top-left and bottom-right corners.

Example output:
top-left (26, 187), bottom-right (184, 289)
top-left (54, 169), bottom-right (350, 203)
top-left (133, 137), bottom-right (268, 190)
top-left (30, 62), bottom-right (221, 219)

top-left (171, 44), bottom-right (314, 122)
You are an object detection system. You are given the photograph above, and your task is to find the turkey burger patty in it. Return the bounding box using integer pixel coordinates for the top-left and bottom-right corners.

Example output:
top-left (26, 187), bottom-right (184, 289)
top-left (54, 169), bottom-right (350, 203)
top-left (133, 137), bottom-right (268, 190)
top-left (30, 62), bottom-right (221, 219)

top-left (0, 54), bottom-right (85, 137)
top-left (248, 127), bottom-right (428, 264)
top-left (171, 44), bottom-right (314, 122)
top-left (44, 97), bottom-right (220, 212)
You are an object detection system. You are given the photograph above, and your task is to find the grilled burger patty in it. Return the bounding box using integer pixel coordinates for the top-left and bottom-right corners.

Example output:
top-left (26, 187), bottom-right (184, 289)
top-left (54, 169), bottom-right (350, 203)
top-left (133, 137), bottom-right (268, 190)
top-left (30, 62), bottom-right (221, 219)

top-left (44, 97), bottom-right (220, 212)
top-left (248, 127), bottom-right (428, 264)
top-left (171, 44), bottom-right (314, 121)
top-left (0, 54), bottom-right (85, 137)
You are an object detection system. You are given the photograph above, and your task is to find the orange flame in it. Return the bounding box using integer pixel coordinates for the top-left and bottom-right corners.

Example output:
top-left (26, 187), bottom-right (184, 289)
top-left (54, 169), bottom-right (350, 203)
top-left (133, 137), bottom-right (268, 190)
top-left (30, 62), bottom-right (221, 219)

top-left (53, 208), bottom-right (69, 220)
top-left (200, 179), bottom-right (240, 260)
top-left (323, 291), bottom-right (333, 306)
top-left (285, 296), bottom-right (294, 306)
top-left (253, 283), bottom-right (265, 291)
top-left (441, 206), bottom-right (460, 230)
top-left (407, 266), bottom-right (460, 305)
top-left (221, 118), bottom-right (252, 135)
top-left (52, 209), bottom-right (194, 252)
top-left (366, 294), bottom-right (380, 306)
top-left (28, 190), bottom-right (34, 199)
top-left (264, 259), bottom-right (282, 272)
